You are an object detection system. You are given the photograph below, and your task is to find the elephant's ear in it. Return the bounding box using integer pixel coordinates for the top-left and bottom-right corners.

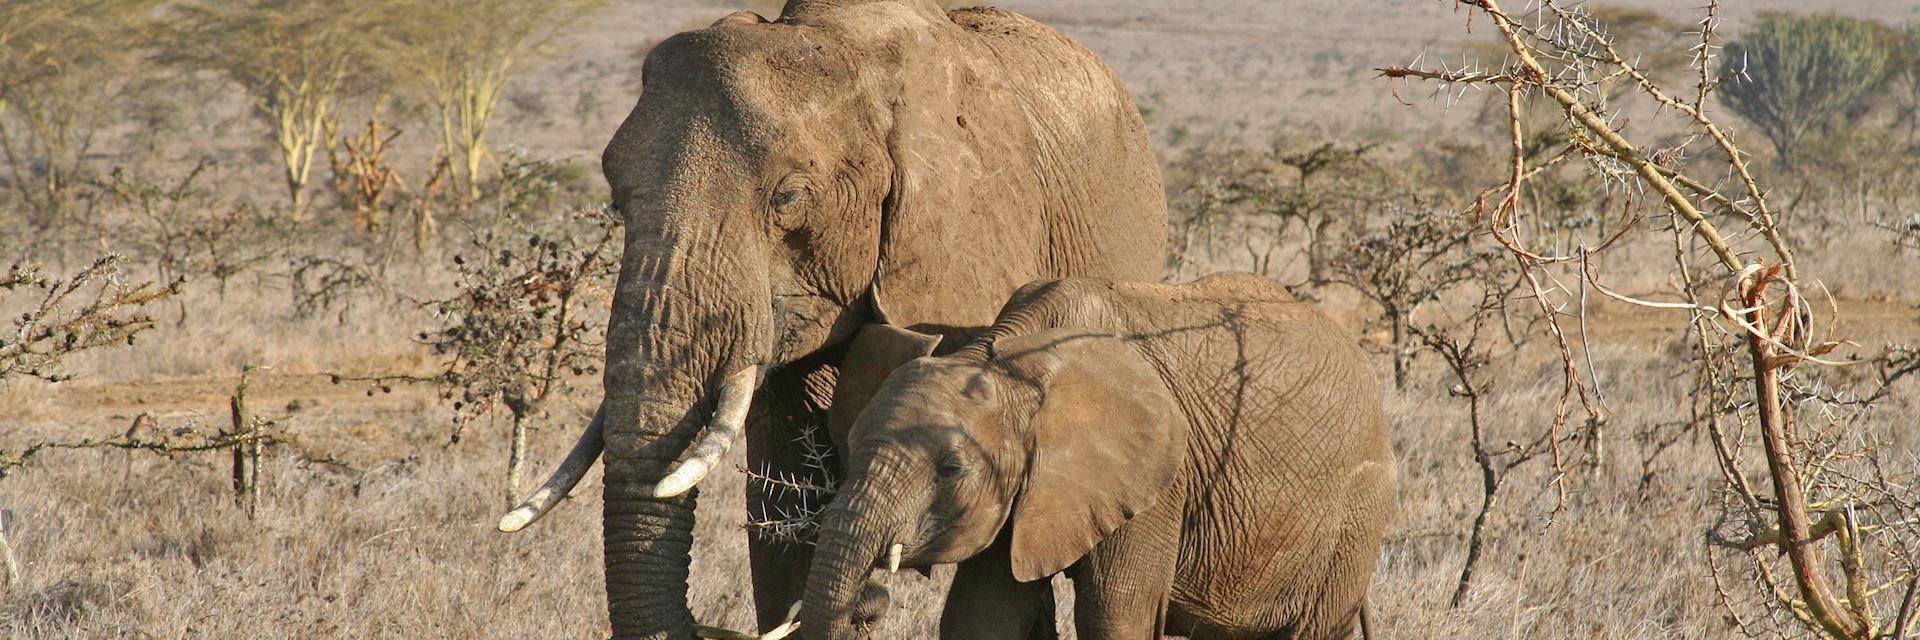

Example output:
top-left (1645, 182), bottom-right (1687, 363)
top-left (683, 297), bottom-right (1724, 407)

top-left (995, 329), bottom-right (1186, 582)
top-left (866, 24), bottom-right (1028, 333)
top-left (828, 324), bottom-right (942, 453)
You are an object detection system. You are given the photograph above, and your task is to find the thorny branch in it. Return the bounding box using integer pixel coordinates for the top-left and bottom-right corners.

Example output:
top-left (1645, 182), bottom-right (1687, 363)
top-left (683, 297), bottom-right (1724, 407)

top-left (1, 255), bottom-right (183, 382)
top-left (1381, 1), bottom-right (1919, 636)
top-left (743, 425), bottom-right (839, 546)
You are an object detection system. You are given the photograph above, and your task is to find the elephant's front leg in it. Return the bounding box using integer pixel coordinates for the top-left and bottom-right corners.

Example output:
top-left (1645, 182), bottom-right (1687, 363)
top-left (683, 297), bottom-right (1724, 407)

top-left (1064, 498), bottom-right (1181, 640)
top-left (940, 529), bottom-right (1059, 640)
top-left (745, 357), bottom-right (840, 632)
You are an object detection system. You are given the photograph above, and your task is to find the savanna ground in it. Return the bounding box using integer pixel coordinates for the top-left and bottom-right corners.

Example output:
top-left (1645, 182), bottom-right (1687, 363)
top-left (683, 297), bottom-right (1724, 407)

top-left (3, 0), bottom-right (1919, 638)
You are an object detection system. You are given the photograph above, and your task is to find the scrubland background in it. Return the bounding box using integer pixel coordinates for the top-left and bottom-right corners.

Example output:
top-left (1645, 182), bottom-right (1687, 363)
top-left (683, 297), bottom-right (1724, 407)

top-left (3, 0), bottom-right (1918, 638)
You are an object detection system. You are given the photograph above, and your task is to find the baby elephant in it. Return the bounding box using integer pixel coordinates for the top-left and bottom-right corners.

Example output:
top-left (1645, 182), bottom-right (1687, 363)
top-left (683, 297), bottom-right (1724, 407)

top-left (799, 274), bottom-right (1397, 639)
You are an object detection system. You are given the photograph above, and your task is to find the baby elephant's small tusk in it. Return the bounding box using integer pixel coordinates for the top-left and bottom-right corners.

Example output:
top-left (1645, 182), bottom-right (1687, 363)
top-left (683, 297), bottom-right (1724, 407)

top-left (886, 543), bottom-right (903, 574)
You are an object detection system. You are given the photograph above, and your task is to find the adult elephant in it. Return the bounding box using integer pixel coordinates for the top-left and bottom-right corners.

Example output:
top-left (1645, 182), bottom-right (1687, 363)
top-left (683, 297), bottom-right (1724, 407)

top-left (497, 1), bottom-right (1167, 637)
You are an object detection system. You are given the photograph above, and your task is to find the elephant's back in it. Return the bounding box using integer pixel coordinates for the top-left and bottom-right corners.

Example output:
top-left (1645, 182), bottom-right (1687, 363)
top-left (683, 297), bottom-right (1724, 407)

top-left (947, 7), bottom-right (1168, 284)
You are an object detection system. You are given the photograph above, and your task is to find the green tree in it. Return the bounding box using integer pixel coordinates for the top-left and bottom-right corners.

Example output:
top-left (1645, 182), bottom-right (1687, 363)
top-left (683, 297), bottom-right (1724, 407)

top-left (0, 0), bottom-right (158, 223)
top-left (1718, 13), bottom-right (1891, 163)
top-left (168, 0), bottom-right (377, 215)
top-left (385, 0), bottom-right (604, 204)
top-left (1894, 22), bottom-right (1920, 140)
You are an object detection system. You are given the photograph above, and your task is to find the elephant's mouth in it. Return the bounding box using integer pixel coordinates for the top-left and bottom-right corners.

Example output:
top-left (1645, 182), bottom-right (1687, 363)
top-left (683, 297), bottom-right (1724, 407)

top-left (875, 517), bottom-right (954, 572)
top-left (872, 541), bottom-right (937, 578)
top-left (770, 292), bottom-right (847, 362)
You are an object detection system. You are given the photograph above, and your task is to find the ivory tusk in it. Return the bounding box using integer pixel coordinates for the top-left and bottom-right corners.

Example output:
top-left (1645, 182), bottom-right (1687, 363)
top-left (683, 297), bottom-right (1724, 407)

top-left (887, 543), bottom-right (903, 574)
top-left (693, 601), bottom-right (801, 640)
top-left (498, 406), bottom-right (606, 533)
top-left (653, 366), bottom-right (760, 498)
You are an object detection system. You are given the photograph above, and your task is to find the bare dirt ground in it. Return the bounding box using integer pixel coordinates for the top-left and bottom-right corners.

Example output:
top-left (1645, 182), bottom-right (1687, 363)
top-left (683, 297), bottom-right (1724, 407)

top-left (4, 1), bottom-right (1918, 638)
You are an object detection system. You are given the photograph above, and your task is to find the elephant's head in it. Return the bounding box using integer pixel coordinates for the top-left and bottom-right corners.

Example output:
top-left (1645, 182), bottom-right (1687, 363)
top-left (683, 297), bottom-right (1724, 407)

top-left (496, 1), bottom-right (1078, 637)
top-left (800, 325), bottom-right (1189, 638)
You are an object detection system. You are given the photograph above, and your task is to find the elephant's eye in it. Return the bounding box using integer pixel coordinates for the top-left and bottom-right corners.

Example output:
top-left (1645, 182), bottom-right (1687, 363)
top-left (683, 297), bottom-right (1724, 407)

top-left (772, 187), bottom-right (809, 209)
top-left (934, 456), bottom-right (964, 480)
top-left (769, 175), bottom-right (816, 226)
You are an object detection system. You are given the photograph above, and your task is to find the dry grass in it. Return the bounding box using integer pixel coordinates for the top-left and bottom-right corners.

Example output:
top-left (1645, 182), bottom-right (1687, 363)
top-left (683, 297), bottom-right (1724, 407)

top-left (3, 255), bottom-right (1911, 638)
top-left (4, 0), bottom-right (1918, 638)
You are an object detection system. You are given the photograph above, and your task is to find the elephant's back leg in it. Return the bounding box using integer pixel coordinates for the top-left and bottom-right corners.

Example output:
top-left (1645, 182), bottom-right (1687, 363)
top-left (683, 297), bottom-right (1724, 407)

top-left (743, 354), bottom-right (841, 631)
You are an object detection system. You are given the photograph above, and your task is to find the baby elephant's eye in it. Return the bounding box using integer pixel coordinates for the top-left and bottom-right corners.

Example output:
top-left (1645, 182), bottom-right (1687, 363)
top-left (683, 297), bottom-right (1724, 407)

top-left (934, 457), bottom-right (964, 480)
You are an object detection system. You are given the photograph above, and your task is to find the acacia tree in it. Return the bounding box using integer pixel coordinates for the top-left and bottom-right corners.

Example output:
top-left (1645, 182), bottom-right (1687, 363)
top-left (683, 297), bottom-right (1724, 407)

top-left (0, 0), bottom-right (158, 223)
top-left (1718, 13), bottom-right (1891, 163)
top-left (1174, 142), bottom-right (1406, 284)
top-left (1896, 22), bottom-right (1920, 140)
top-left (169, 0), bottom-right (376, 215)
top-left (385, 0), bottom-right (604, 204)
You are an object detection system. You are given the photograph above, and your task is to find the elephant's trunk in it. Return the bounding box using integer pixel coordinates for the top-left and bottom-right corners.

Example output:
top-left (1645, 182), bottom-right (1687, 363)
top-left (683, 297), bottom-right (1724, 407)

top-left (598, 225), bottom-right (775, 638)
top-left (604, 372), bottom-right (762, 638)
top-left (801, 482), bottom-right (906, 640)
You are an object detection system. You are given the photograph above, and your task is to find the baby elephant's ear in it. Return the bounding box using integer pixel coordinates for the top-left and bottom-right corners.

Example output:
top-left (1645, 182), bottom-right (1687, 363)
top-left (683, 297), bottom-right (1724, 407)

top-left (995, 329), bottom-right (1187, 583)
top-left (829, 324), bottom-right (942, 453)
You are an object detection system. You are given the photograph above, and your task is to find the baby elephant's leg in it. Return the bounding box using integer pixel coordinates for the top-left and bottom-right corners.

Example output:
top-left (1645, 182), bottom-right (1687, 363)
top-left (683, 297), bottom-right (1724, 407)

top-left (1066, 501), bottom-right (1181, 639)
top-left (940, 533), bottom-right (1057, 639)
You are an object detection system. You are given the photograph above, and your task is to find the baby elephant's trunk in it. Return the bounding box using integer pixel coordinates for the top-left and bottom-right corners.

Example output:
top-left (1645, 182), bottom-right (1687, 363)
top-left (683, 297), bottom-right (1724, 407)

top-left (800, 490), bottom-right (902, 639)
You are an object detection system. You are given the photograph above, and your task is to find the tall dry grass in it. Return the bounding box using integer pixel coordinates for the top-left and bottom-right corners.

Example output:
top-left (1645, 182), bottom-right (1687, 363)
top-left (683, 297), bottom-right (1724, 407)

top-left (4, 1), bottom-right (1919, 638)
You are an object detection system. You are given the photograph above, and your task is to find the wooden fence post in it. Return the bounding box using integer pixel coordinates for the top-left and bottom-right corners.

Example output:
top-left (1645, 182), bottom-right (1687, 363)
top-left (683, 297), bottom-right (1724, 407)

top-left (229, 365), bottom-right (260, 520)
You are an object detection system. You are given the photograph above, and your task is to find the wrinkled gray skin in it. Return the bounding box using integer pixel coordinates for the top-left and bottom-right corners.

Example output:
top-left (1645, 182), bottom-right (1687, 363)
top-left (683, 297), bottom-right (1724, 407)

top-left (808, 274), bottom-right (1397, 639)
top-left (576, 0), bottom-right (1165, 637)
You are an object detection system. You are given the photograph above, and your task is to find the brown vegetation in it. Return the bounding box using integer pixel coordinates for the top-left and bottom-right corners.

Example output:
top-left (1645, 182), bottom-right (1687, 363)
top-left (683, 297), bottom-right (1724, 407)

top-left (3, 1), bottom-right (1918, 638)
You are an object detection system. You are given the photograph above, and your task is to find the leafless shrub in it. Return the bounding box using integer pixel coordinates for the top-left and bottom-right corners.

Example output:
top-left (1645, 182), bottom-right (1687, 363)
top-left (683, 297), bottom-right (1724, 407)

top-left (1171, 141), bottom-right (1408, 282)
top-left (485, 147), bottom-right (586, 219)
top-left (1381, 1), bottom-right (1920, 636)
top-left (1414, 290), bottom-right (1570, 608)
top-left (1876, 213), bottom-right (1920, 254)
top-left (0, 255), bottom-right (181, 383)
top-left (94, 162), bottom-right (285, 300)
top-left (1323, 204), bottom-right (1508, 389)
top-left (287, 254), bottom-right (386, 323)
top-left (416, 206), bottom-right (617, 505)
